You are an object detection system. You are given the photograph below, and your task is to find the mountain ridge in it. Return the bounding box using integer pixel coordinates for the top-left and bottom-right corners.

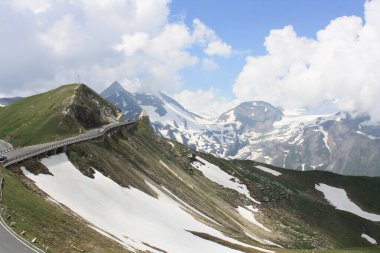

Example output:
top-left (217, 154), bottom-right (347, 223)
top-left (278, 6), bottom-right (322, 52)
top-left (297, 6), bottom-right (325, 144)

top-left (0, 83), bottom-right (122, 146)
top-left (102, 82), bottom-right (380, 176)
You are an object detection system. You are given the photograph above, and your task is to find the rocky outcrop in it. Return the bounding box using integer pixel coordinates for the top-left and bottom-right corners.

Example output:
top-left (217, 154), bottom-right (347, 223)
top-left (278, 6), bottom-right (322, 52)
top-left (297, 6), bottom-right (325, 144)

top-left (64, 84), bottom-right (122, 130)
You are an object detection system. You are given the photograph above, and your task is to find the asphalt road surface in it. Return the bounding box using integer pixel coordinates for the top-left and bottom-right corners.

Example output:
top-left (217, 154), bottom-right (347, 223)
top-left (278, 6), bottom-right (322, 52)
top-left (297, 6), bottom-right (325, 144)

top-left (0, 219), bottom-right (41, 253)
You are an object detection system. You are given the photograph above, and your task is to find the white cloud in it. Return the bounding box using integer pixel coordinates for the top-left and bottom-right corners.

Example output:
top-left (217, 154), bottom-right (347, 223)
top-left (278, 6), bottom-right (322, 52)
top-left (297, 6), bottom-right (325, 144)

top-left (114, 23), bottom-right (198, 92)
top-left (202, 58), bottom-right (218, 70)
top-left (192, 18), bottom-right (232, 57)
top-left (10, 0), bottom-right (51, 13)
top-left (204, 40), bottom-right (232, 57)
top-left (114, 33), bottom-right (150, 56)
top-left (233, 0), bottom-right (380, 121)
top-left (1, 0), bottom-right (232, 96)
top-left (192, 18), bottom-right (217, 44)
top-left (174, 89), bottom-right (235, 118)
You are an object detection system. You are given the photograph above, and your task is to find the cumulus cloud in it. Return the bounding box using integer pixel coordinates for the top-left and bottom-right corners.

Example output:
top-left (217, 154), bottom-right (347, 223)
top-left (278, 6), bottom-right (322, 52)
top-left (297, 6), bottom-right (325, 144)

top-left (0, 0), bottom-right (231, 96)
top-left (204, 40), bottom-right (232, 57)
top-left (174, 89), bottom-right (235, 118)
top-left (233, 0), bottom-right (380, 121)
top-left (202, 58), bottom-right (219, 70)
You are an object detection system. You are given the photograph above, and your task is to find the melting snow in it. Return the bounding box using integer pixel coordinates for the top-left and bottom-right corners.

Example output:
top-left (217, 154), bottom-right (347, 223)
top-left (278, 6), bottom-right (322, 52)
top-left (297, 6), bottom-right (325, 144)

top-left (193, 157), bottom-right (261, 204)
top-left (315, 183), bottom-right (380, 221)
top-left (236, 206), bottom-right (271, 232)
top-left (255, 165), bottom-right (282, 176)
top-left (361, 234), bottom-right (377, 244)
top-left (167, 141), bottom-right (175, 148)
top-left (310, 163), bottom-right (325, 170)
top-left (356, 131), bottom-right (380, 140)
top-left (318, 126), bottom-right (331, 153)
top-left (22, 154), bottom-right (275, 253)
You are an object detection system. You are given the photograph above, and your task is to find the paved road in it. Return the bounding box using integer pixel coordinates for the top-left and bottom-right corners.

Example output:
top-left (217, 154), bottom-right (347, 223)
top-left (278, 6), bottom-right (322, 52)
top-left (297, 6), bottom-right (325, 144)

top-left (0, 218), bottom-right (41, 253)
top-left (2, 121), bottom-right (136, 167)
top-left (0, 120), bottom-right (136, 252)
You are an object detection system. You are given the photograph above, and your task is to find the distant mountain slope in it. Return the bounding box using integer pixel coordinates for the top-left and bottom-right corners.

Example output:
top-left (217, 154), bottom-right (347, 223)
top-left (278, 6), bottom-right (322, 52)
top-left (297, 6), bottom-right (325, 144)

top-left (0, 97), bottom-right (23, 107)
top-left (102, 82), bottom-right (380, 176)
top-left (0, 84), bottom-right (122, 146)
top-left (101, 81), bottom-right (205, 131)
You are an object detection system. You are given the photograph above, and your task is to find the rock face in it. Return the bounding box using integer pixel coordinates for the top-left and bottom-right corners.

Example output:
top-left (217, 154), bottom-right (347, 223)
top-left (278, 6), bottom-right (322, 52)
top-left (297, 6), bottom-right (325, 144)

top-left (102, 82), bottom-right (380, 176)
top-left (0, 83), bottom-right (123, 146)
top-left (0, 140), bottom-right (13, 152)
top-left (66, 84), bottom-right (122, 129)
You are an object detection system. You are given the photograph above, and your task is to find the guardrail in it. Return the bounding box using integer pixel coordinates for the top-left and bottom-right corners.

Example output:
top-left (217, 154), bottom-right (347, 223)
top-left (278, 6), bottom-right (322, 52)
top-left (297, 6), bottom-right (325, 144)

top-left (2, 121), bottom-right (137, 168)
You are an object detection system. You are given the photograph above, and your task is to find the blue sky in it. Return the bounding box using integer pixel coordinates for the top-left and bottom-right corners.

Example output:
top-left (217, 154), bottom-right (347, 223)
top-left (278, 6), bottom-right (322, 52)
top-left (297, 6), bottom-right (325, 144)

top-left (3, 0), bottom-right (380, 120)
top-left (170, 0), bottom-right (365, 98)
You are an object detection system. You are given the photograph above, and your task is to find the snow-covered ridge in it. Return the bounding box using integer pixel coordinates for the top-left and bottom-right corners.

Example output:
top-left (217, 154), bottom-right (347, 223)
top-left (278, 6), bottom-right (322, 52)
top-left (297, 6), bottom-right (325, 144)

top-left (102, 82), bottom-right (380, 176)
top-left (22, 154), bottom-right (275, 253)
top-left (315, 183), bottom-right (380, 221)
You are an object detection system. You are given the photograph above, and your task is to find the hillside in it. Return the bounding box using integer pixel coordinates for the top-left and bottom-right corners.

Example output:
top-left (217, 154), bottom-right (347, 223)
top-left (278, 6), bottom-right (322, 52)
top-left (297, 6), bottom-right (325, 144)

top-left (0, 84), bottom-right (122, 147)
top-left (1, 121), bottom-right (379, 252)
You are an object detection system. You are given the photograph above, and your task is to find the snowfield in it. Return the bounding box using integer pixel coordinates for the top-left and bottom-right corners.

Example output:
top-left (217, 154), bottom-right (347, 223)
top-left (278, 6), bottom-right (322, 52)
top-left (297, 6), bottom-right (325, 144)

top-left (361, 234), bottom-right (377, 244)
top-left (255, 165), bottom-right (282, 177)
top-left (22, 154), bottom-right (275, 253)
top-left (315, 183), bottom-right (380, 221)
top-left (192, 156), bottom-right (261, 204)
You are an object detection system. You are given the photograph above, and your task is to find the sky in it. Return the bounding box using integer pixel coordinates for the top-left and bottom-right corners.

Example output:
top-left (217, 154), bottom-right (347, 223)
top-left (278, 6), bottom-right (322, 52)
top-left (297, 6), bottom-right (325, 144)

top-left (1, 0), bottom-right (380, 120)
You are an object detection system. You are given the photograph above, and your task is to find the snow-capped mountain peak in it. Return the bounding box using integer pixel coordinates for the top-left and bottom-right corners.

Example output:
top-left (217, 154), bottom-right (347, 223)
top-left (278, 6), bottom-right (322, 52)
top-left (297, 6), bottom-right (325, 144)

top-left (217, 101), bottom-right (283, 133)
top-left (102, 82), bottom-right (380, 176)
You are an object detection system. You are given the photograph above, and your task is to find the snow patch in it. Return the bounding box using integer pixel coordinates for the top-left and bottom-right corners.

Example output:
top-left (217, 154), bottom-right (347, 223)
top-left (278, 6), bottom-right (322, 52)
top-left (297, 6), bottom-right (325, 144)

top-left (319, 126), bottom-right (331, 153)
top-left (22, 154), bottom-right (274, 253)
top-left (361, 234), bottom-right (377, 244)
top-left (315, 183), bottom-right (380, 221)
top-left (255, 165), bottom-right (282, 176)
top-left (236, 206), bottom-right (271, 232)
top-left (356, 131), bottom-right (380, 140)
top-left (193, 157), bottom-right (260, 204)
top-left (310, 163), bottom-right (325, 170)
top-left (167, 141), bottom-right (175, 148)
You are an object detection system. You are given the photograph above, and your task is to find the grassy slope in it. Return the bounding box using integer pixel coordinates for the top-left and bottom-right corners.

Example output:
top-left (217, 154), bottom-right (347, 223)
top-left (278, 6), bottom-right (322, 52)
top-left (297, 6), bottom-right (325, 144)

top-left (0, 165), bottom-right (129, 253)
top-left (0, 84), bottom-right (80, 147)
top-left (67, 123), bottom-right (380, 251)
top-left (1, 122), bottom-right (379, 252)
top-left (66, 123), bottom-right (281, 252)
top-left (0, 83), bottom-right (121, 147)
top-left (200, 155), bottom-right (380, 249)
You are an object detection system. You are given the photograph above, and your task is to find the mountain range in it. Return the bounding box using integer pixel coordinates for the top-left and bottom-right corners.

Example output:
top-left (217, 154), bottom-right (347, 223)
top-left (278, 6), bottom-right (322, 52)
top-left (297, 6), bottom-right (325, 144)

top-left (102, 81), bottom-right (380, 176)
top-left (0, 97), bottom-right (22, 107)
top-left (1, 83), bottom-right (379, 252)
